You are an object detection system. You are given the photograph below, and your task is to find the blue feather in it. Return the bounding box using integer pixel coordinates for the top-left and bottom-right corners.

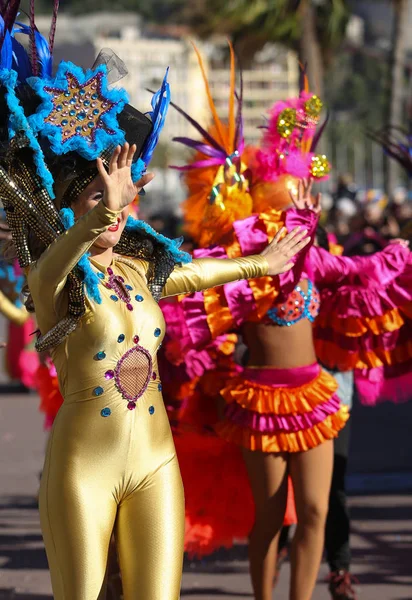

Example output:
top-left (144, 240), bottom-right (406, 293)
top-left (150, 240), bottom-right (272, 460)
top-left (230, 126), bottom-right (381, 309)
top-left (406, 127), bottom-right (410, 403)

top-left (0, 68), bottom-right (55, 199)
top-left (11, 36), bottom-right (32, 82)
top-left (28, 61), bottom-right (128, 160)
top-left (125, 215), bottom-right (191, 265)
top-left (131, 157), bottom-right (145, 183)
top-left (0, 16), bottom-right (13, 70)
top-left (34, 28), bottom-right (52, 78)
top-left (15, 23), bottom-right (52, 78)
top-left (140, 67), bottom-right (171, 166)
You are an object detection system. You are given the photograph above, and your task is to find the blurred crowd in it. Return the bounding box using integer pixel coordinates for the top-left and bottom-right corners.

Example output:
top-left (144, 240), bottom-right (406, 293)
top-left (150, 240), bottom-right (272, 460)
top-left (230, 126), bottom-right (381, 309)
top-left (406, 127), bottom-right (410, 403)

top-left (321, 174), bottom-right (412, 255)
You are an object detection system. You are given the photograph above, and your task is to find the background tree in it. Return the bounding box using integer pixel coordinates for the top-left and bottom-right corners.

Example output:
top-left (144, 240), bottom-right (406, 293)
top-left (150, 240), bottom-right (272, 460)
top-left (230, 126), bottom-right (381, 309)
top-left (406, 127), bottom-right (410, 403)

top-left (386, 0), bottom-right (409, 192)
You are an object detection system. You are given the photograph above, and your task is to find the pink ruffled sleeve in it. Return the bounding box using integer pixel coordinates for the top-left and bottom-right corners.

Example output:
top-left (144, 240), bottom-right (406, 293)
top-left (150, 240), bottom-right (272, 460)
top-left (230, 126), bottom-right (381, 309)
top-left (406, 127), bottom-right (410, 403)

top-left (310, 244), bottom-right (412, 317)
top-left (180, 242), bottom-right (263, 349)
top-left (277, 208), bottom-right (318, 299)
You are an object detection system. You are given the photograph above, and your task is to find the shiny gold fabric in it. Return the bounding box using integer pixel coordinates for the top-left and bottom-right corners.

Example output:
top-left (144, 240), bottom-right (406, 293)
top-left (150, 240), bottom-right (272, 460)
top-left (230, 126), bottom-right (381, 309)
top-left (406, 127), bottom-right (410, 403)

top-left (0, 290), bottom-right (29, 326)
top-left (28, 201), bottom-right (268, 600)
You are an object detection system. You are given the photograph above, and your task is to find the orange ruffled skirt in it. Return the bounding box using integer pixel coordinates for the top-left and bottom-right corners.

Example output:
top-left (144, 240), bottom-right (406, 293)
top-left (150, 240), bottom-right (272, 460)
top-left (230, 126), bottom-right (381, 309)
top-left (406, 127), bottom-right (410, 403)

top-left (216, 363), bottom-right (349, 453)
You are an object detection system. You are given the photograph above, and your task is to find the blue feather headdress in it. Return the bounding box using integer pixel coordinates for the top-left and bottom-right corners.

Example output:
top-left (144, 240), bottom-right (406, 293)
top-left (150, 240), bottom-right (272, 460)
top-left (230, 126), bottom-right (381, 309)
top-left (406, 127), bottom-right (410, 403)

top-left (0, 1), bottom-right (186, 352)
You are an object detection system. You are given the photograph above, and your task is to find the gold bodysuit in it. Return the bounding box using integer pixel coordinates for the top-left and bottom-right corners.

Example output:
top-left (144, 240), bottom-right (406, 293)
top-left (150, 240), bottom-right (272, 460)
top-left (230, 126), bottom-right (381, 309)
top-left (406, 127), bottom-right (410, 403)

top-left (0, 289), bottom-right (29, 325)
top-left (28, 201), bottom-right (268, 600)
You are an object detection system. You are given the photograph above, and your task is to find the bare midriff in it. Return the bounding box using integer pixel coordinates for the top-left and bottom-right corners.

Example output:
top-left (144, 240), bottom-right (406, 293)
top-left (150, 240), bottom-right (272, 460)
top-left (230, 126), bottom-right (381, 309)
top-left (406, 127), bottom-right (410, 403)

top-left (242, 280), bottom-right (317, 369)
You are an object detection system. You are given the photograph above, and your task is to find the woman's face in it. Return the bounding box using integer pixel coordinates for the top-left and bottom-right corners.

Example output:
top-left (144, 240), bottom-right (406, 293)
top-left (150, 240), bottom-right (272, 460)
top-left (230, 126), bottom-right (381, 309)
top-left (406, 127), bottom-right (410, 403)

top-left (72, 174), bottom-right (129, 249)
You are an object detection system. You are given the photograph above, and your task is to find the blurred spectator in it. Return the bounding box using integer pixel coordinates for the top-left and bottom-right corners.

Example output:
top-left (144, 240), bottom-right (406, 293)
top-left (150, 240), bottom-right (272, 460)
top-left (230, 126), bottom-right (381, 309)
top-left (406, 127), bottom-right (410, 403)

top-left (334, 173), bottom-right (359, 203)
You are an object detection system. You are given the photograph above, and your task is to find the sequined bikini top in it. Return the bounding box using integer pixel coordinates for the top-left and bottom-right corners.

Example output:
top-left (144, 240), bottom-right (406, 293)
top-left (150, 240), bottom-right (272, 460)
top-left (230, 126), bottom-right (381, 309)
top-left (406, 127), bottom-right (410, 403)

top-left (266, 280), bottom-right (320, 327)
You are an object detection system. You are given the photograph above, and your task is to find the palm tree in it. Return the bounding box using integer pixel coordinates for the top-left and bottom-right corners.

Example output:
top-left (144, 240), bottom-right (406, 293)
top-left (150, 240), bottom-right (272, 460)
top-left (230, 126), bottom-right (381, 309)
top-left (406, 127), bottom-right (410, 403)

top-left (386, 0), bottom-right (409, 192)
top-left (171, 0), bottom-right (350, 97)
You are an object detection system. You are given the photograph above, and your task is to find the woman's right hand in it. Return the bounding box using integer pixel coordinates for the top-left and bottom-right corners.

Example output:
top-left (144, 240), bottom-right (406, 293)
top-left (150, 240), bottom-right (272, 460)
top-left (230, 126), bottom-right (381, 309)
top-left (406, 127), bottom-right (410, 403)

top-left (388, 238), bottom-right (409, 249)
top-left (261, 227), bottom-right (311, 276)
top-left (97, 143), bottom-right (154, 212)
top-left (289, 177), bottom-right (322, 214)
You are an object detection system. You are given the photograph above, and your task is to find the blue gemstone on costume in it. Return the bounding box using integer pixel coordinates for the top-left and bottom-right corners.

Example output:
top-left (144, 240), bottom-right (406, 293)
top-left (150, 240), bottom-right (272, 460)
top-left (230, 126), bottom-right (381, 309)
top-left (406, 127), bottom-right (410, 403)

top-left (97, 272), bottom-right (105, 279)
top-left (135, 295), bottom-right (144, 302)
top-left (117, 334), bottom-right (125, 343)
top-left (69, 97), bottom-right (76, 104)
top-left (110, 295), bottom-right (118, 302)
top-left (79, 89), bottom-right (86, 96)
top-left (92, 93), bottom-right (99, 100)
top-left (75, 126), bottom-right (82, 133)
top-left (84, 100), bottom-right (90, 106)
top-left (95, 351), bottom-right (106, 361)
top-left (158, 383), bottom-right (162, 392)
top-left (154, 328), bottom-right (161, 337)
top-left (77, 111), bottom-right (86, 121)
top-left (56, 104), bottom-right (63, 111)
top-left (126, 285), bottom-right (133, 291)
top-left (69, 109), bottom-right (76, 116)
top-left (149, 406), bottom-right (155, 415)
top-left (64, 91), bottom-right (71, 97)
top-left (88, 121), bottom-right (94, 129)
top-left (61, 119), bottom-right (68, 126)
top-left (101, 407), bottom-right (111, 417)
top-left (94, 386), bottom-right (104, 396)
top-left (93, 109), bottom-right (99, 115)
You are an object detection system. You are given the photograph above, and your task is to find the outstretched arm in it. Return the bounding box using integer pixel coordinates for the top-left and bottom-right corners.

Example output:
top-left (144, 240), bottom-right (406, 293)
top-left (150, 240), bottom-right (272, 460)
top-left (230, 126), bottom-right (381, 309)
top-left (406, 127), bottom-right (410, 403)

top-left (310, 241), bottom-right (410, 288)
top-left (162, 226), bottom-right (310, 297)
top-left (0, 290), bottom-right (29, 326)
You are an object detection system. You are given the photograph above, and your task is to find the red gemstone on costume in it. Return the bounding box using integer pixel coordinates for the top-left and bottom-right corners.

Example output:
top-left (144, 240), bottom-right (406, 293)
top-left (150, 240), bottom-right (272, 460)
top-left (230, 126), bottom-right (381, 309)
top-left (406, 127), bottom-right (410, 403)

top-left (107, 267), bottom-right (113, 275)
top-left (105, 370), bottom-right (114, 380)
top-left (127, 401), bottom-right (136, 410)
top-left (126, 303), bottom-right (133, 311)
top-left (133, 335), bottom-right (140, 344)
top-left (152, 372), bottom-right (157, 380)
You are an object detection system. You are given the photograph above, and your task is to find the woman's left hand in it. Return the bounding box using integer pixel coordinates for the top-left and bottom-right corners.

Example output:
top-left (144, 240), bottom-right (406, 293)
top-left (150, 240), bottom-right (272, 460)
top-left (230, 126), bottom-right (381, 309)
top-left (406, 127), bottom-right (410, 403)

top-left (290, 178), bottom-right (321, 215)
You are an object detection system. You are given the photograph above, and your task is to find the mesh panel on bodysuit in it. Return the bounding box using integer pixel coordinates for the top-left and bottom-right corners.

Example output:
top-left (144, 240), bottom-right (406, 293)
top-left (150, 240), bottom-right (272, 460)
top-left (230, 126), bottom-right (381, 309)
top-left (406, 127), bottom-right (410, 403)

top-left (115, 346), bottom-right (152, 401)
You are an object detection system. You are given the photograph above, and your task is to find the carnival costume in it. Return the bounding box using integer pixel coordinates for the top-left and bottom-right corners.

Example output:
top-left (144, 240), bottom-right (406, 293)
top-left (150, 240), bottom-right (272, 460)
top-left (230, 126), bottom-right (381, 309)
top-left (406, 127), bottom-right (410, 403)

top-left (0, 5), bottom-right (280, 599)
top-left (160, 51), bottom-right (412, 557)
top-left (0, 244), bottom-right (38, 386)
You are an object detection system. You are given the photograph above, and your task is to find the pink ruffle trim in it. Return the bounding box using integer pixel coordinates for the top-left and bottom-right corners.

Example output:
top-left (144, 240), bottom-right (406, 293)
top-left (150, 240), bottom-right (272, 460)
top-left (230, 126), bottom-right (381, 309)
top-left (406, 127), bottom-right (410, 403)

top-left (355, 360), bottom-right (412, 406)
top-left (225, 394), bottom-right (341, 434)
top-left (316, 323), bottom-right (410, 353)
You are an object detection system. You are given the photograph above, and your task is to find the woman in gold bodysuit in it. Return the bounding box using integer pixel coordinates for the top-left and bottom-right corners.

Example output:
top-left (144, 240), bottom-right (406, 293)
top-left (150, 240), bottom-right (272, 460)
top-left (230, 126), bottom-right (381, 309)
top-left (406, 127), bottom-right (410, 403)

top-left (28, 142), bottom-right (310, 600)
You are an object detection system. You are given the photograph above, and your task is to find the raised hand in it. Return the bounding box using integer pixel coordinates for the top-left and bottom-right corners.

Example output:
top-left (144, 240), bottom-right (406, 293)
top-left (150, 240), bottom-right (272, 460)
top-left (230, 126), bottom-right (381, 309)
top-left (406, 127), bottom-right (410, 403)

top-left (97, 143), bottom-right (154, 212)
top-left (289, 177), bottom-right (321, 215)
top-left (261, 226), bottom-right (311, 276)
top-left (388, 238), bottom-right (409, 248)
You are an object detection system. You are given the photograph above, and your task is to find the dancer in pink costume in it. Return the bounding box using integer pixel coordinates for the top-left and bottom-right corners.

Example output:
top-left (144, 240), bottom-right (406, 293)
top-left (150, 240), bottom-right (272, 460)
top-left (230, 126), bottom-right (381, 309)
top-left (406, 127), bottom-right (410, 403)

top-left (160, 52), bottom-right (412, 600)
top-left (0, 220), bottom-right (39, 388)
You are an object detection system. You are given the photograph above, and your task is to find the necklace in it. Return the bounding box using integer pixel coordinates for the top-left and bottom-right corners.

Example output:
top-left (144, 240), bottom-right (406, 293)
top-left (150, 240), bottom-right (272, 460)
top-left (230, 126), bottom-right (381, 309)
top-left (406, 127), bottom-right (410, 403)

top-left (97, 258), bottom-right (135, 311)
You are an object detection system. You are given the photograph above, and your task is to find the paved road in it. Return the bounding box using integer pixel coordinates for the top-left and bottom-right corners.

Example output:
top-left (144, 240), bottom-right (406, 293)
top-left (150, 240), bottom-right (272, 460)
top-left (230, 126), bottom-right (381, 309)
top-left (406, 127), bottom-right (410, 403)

top-left (1, 394), bottom-right (412, 600)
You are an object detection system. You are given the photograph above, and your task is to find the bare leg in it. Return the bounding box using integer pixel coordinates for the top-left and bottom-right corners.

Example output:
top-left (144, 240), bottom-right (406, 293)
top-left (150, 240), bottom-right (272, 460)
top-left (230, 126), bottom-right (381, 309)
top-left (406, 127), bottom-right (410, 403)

top-left (242, 449), bottom-right (288, 600)
top-left (289, 440), bottom-right (334, 600)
